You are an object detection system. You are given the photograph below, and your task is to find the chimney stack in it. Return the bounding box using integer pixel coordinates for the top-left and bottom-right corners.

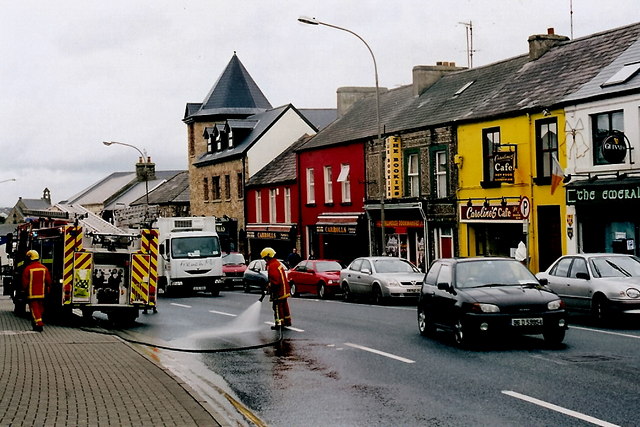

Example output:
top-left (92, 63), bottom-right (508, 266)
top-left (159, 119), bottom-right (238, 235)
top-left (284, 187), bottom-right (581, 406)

top-left (412, 62), bottom-right (465, 97)
top-left (336, 86), bottom-right (388, 118)
top-left (527, 28), bottom-right (569, 60)
top-left (136, 157), bottom-right (156, 181)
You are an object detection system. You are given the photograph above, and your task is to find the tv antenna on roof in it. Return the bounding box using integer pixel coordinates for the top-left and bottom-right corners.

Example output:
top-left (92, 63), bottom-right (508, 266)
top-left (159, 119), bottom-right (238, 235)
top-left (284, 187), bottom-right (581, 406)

top-left (459, 21), bottom-right (475, 68)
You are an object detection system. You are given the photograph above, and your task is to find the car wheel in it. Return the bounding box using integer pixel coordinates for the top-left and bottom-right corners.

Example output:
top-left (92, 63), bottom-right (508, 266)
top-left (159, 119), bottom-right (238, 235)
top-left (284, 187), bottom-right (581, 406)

top-left (318, 283), bottom-right (326, 299)
top-left (342, 283), bottom-right (351, 302)
top-left (290, 282), bottom-right (297, 297)
top-left (592, 295), bottom-right (610, 323)
top-left (372, 285), bottom-right (385, 305)
top-left (543, 328), bottom-right (566, 346)
top-left (418, 306), bottom-right (436, 337)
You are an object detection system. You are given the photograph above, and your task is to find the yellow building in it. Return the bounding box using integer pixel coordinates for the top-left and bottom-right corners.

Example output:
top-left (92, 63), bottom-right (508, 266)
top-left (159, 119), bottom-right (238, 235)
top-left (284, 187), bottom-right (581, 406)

top-left (457, 110), bottom-right (567, 272)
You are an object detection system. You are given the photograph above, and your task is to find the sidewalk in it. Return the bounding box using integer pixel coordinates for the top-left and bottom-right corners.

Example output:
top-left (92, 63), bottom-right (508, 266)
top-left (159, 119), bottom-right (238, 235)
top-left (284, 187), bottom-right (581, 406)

top-left (0, 296), bottom-right (224, 426)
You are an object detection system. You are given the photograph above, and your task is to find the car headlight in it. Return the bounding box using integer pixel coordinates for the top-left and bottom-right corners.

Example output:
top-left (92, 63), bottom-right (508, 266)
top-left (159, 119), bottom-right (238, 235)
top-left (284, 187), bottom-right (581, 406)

top-left (386, 279), bottom-right (401, 287)
top-left (471, 303), bottom-right (500, 313)
top-left (626, 288), bottom-right (640, 298)
top-left (547, 299), bottom-right (564, 310)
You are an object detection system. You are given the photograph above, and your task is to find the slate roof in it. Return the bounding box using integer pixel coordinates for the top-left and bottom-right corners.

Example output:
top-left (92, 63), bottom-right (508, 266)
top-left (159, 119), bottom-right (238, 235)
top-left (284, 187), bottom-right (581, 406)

top-left (185, 53), bottom-right (272, 120)
top-left (194, 104), bottom-right (315, 166)
top-left (247, 134), bottom-right (314, 187)
top-left (130, 171), bottom-right (190, 206)
top-left (298, 109), bottom-right (337, 131)
top-left (299, 22), bottom-right (640, 151)
top-left (19, 198), bottom-right (52, 210)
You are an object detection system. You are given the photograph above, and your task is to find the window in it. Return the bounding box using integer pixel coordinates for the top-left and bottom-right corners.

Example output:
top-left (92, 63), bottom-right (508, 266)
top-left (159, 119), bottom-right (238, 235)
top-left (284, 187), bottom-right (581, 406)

top-left (188, 124), bottom-right (195, 157)
top-left (337, 164), bottom-right (351, 203)
top-left (482, 127), bottom-right (500, 184)
top-left (237, 172), bottom-right (244, 199)
top-left (216, 129), bottom-right (222, 151)
top-left (551, 257), bottom-right (572, 278)
top-left (212, 176), bottom-right (221, 200)
top-left (306, 168), bottom-right (315, 204)
top-left (535, 118), bottom-right (559, 182)
top-left (206, 132), bottom-right (213, 153)
top-left (203, 177), bottom-right (209, 201)
top-left (255, 191), bottom-right (262, 223)
top-left (224, 175), bottom-right (231, 199)
top-left (324, 166), bottom-right (333, 204)
top-left (284, 187), bottom-right (291, 223)
top-left (592, 111), bottom-right (624, 165)
top-left (569, 258), bottom-right (588, 278)
top-left (435, 150), bottom-right (448, 198)
top-left (406, 152), bottom-right (420, 197)
top-left (269, 189), bottom-right (277, 223)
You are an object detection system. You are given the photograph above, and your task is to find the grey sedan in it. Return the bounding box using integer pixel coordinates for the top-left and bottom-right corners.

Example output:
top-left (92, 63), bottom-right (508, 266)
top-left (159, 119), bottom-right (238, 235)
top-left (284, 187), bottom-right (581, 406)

top-left (536, 253), bottom-right (640, 321)
top-left (340, 256), bottom-right (424, 304)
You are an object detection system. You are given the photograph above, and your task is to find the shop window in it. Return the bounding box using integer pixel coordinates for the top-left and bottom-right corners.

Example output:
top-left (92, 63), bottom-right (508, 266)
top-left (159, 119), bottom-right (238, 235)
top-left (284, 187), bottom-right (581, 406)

top-left (324, 166), bottom-right (333, 204)
top-left (306, 168), bottom-right (315, 204)
top-left (224, 175), bottom-right (231, 200)
top-left (591, 110), bottom-right (624, 165)
top-left (405, 150), bottom-right (420, 197)
top-left (481, 127), bottom-right (501, 187)
top-left (255, 191), bottom-right (262, 223)
top-left (212, 176), bottom-right (221, 200)
top-left (434, 150), bottom-right (448, 198)
top-left (337, 164), bottom-right (351, 203)
top-left (203, 177), bottom-right (209, 202)
top-left (269, 189), bottom-right (277, 223)
top-left (535, 118), bottom-right (558, 184)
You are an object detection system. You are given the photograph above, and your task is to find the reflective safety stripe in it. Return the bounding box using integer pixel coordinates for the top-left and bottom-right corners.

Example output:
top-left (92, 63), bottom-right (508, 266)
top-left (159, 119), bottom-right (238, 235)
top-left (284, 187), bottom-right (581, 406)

top-left (130, 254), bottom-right (150, 304)
top-left (63, 226), bottom-right (83, 305)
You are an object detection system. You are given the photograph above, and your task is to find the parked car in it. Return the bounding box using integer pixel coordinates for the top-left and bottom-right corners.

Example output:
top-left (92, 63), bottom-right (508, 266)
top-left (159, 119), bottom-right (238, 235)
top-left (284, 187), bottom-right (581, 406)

top-left (536, 253), bottom-right (640, 321)
top-left (340, 256), bottom-right (424, 304)
top-left (418, 257), bottom-right (567, 347)
top-left (222, 252), bottom-right (247, 289)
top-left (288, 259), bottom-right (343, 299)
top-left (242, 259), bottom-right (289, 293)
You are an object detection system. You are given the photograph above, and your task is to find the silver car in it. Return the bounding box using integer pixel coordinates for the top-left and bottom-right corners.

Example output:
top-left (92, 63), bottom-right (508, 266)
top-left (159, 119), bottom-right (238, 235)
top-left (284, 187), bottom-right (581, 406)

top-left (340, 256), bottom-right (424, 304)
top-left (536, 253), bottom-right (640, 321)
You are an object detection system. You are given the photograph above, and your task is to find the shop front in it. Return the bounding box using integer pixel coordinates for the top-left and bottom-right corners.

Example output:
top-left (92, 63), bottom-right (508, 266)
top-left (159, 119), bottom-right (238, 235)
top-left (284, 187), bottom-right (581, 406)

top-left (246, 224), bottom-right (297, 261)
top-left (566, 178), bottom-right (640, 255)
top-left (307, 213), bottom-right (367, 265)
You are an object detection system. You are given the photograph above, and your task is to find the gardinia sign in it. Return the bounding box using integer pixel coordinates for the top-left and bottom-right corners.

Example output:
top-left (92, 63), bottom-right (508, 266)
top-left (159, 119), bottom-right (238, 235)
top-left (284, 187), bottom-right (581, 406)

top-left (601, 130), bottom-right (627, 164)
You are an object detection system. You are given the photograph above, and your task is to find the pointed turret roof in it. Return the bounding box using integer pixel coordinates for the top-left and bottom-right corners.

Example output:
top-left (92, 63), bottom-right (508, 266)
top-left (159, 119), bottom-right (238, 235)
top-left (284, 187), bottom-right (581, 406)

top-left (185, 53), bottom-right (272, 121)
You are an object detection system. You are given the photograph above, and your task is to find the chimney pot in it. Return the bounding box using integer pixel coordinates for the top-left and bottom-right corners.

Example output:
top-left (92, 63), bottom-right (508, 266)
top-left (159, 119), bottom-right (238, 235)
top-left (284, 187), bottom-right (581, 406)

top-left (547, 27), bottom-right (554, 35)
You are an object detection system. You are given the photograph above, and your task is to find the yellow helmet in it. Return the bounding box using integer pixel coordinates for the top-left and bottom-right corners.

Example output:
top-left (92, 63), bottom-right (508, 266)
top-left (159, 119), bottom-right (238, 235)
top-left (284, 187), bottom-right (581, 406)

top-left (26, 250), bottom-right (39, 261)
top-left (260, 247), bottom-right (276, 259)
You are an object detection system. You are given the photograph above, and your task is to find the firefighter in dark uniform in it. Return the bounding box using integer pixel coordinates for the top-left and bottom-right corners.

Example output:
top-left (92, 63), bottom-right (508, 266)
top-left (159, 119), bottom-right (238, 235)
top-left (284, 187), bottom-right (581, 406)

top-left (261, 247), bottom-right (292, 330)
top-left (21, 250), bottom-right (52, 332)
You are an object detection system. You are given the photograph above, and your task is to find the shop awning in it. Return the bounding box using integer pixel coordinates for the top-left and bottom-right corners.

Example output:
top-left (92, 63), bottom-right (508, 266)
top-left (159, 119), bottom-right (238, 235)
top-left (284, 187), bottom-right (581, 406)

top-left (316, 212), bottom-right (362, 225)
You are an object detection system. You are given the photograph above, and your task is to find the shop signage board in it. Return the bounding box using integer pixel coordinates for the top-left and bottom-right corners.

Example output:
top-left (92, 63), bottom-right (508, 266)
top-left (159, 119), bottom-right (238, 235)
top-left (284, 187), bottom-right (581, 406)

top-left (385, 136), bottom-right (403, 199)
top-left (459, 203), bottom-right (525, 223)
top-left (316, 224), bottom-right (357, 235)
top-left (246, 230), bottom-right (291, 240)
top-left (566, 181), bottom-right (640, 205)
top-left (493, 152), bottom-right (515, 183)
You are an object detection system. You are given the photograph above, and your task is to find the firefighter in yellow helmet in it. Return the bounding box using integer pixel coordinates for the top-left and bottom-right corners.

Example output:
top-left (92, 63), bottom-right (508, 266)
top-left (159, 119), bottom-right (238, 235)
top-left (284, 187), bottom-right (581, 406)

top-left (21, 250), bottom-right (52, 332)
top-left (260, 247), bottom-right (292, 330)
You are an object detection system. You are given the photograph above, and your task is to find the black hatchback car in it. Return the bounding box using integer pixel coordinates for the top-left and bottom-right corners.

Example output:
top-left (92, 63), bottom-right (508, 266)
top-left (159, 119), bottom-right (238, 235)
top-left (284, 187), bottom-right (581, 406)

top-left (418, 257), bottom-right (568, 347)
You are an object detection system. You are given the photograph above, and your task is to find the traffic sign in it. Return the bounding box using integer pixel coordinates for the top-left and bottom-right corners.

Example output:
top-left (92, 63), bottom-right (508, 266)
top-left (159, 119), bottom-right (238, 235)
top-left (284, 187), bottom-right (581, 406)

top-left (519, 196), bottom-right (530, 219)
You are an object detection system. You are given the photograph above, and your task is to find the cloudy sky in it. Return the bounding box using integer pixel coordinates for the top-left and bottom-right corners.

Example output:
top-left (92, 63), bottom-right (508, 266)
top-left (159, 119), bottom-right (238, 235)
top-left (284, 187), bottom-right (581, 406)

top-left (0, 0), bottom-right (637, 207)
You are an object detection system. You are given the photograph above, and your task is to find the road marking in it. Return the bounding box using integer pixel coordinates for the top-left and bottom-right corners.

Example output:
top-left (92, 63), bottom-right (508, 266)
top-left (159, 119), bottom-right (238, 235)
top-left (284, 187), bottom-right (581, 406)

top-left (502, 390), bottom-right (619, 427)
top-left (344, 342), bottom-right (415, 364)
top-left (263, 322), bottom-right (305, 332)
top-left (169, 303), bottom-right (192, 308)
top-left (572, 326), bottom-right (640, 340)
top-left (209, 310), bottom-right (237, 317)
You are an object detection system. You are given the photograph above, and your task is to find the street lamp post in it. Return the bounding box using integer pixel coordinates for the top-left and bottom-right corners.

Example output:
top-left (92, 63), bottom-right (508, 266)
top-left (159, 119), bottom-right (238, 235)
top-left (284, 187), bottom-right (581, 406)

top-left (102, 141), bottom-right (150, 226)
top-left (0, 178), bottom-right (16, 184)
top-left (298, 16), bottom-right (386, 255)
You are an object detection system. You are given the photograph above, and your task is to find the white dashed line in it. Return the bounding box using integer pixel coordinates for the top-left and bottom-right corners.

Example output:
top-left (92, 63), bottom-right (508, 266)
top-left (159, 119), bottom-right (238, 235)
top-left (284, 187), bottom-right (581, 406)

top-left (169, 303), bottom-right (192, 308)
top-left (208, 310), bottom-right (237, 317)
top-left (571, 326), bottom-right (640, 340)
top-left (263, 322), bottom-right (305, 332)
top-left (502, 391), bottom-right (619, 427)
top-left (344, 342), bottom-right (415, 364)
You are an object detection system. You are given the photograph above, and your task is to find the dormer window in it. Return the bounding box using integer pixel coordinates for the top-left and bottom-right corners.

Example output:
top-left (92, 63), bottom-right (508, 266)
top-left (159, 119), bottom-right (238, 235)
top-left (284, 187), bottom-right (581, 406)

top-left (225, 121), bottom-right (234, 148)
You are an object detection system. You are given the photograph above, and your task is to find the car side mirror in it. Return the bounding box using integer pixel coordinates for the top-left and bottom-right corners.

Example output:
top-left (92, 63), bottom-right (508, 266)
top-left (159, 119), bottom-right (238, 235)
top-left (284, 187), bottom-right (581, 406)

top-left (538, 277), bottom-right (548, 286)
top-left (361, 268), bottom-right (372, 275)
top-left (437, 282), bottom-right (451, 291)
top-left (159, 243), bottom-right (166, 256)
top-left (575, 272), bottom-right (590, 280)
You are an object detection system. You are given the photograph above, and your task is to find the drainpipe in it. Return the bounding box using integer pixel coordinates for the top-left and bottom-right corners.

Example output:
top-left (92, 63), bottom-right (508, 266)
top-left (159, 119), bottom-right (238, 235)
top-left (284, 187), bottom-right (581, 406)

top-left (418, 203), bottom-right (429, 267)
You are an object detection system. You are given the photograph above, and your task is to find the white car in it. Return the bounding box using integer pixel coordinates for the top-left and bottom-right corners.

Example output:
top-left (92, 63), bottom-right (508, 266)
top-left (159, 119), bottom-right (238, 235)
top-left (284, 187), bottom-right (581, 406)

top-left (536, 253), bottom-right (640, 321)
top-left (340, 256), bottom-right (424, 304)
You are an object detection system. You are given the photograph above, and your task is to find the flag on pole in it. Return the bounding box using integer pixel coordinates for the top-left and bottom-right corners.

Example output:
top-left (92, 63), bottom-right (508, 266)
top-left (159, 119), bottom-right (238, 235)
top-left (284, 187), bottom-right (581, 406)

top-left (551, 155), bottom-right (564, 195)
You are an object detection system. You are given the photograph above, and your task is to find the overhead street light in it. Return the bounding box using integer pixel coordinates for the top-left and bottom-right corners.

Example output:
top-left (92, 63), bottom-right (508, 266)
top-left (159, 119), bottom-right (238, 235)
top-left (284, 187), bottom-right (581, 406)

top-left (298, 16), bottom-right (386, 255)
top-left (102, 141), bottom-right (150, 225)
top-left (0, 178), bottom-right (16, 184)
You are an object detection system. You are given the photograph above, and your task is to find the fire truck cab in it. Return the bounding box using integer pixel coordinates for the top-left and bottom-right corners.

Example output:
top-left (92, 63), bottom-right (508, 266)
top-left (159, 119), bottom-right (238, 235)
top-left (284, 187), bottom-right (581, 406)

top-left (6, 205), bottom-right (158, 326)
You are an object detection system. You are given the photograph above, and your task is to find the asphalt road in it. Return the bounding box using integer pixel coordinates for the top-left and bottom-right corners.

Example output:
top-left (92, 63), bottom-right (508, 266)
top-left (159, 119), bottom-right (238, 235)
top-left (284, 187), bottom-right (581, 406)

top-left (128, 291), bottom-right (640, 427)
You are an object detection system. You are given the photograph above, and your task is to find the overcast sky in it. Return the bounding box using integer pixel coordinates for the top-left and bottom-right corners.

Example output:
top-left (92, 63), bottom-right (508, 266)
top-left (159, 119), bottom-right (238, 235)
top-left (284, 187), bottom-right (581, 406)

top-left (0, 0), bottom-right (637, 208)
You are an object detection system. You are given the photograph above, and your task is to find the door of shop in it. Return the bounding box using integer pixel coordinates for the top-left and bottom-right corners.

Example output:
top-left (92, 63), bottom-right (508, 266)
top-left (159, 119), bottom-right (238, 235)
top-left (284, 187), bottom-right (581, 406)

top-left (537, 205), bottom-right (561, 272)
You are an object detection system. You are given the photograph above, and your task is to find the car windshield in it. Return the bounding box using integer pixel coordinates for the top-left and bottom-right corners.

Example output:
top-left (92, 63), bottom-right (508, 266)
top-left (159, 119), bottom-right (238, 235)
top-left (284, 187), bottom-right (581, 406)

top-left (315, 261), bottom-right (342, 272)
top-left (589, 256), bottom-right (640, 278)
top-left (373, 258), bottom-right (419, 273)
top-left (223, 253), bottom-right (246, 265)
top-left (455, 259), bottom-right (538, 289)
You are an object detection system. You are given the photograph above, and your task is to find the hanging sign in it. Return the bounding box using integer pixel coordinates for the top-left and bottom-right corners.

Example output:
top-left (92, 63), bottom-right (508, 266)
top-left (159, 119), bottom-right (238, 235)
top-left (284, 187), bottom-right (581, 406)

top-left (385, 136), bottom-right (403, 199)
top-left (493, 152), bottom-right (515, 183)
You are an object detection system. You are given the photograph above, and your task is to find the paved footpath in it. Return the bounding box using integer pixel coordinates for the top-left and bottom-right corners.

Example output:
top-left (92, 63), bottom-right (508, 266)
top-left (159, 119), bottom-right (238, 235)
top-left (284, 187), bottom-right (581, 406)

top-left (0, 296), bottom-right (227, 426)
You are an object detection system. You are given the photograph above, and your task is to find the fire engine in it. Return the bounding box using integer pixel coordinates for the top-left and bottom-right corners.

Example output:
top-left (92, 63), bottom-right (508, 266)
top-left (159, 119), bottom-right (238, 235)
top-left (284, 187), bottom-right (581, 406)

top-left (6, 204), bottom-right (158, 326)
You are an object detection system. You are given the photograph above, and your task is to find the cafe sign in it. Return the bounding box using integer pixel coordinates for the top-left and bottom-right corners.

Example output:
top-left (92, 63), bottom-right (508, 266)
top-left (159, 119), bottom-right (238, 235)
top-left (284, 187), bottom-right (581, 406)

top-left (493, 152), bottom-right (515, 183)
top-left (460, 203), bottom-right (525, 223)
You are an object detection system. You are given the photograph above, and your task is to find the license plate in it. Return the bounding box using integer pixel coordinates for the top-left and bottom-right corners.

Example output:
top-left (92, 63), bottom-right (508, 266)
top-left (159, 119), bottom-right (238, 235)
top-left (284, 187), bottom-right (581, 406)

top-left (193, 286), bottom-right (206, 291)
top-left (512, 317), bottom-right (543, 326)
top-left (405, 288), bottom-right (420, 293)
